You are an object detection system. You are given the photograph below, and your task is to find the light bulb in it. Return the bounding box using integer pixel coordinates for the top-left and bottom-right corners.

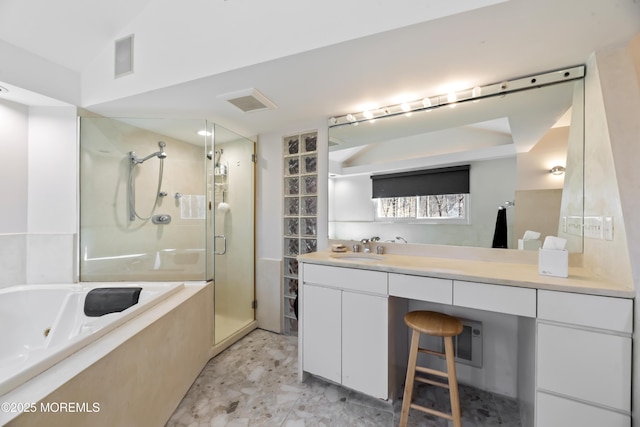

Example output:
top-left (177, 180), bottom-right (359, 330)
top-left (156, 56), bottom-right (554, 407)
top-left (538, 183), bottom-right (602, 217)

top-left (363, 110), bottom-right (373, 119)
top-left (422, 97), bottom-right (432, 108)
top-left (401, 103), bottom-right (411, 112)
top-left (346, 114), bottom-right (356, 122)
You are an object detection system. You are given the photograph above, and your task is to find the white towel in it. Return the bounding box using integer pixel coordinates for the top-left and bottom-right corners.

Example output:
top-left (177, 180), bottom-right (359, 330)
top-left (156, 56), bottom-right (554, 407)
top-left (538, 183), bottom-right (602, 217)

top-left (180, 195), bottom-right (206, 219)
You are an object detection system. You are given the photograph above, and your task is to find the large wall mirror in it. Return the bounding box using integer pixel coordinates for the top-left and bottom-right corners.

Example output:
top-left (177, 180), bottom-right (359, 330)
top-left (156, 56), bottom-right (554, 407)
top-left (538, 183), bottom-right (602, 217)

top-left (328, 67), bottom-right (585, 253)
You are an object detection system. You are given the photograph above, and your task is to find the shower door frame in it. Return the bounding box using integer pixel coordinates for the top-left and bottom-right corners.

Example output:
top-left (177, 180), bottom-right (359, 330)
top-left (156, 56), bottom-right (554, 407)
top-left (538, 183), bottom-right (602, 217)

top-left (208, 126), bottom-right (257, 347)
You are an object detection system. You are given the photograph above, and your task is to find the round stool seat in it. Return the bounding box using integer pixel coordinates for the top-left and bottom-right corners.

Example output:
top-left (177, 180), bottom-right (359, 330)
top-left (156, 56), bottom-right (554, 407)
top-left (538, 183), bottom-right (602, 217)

top-left (404, 311), bottom-right (463, 337)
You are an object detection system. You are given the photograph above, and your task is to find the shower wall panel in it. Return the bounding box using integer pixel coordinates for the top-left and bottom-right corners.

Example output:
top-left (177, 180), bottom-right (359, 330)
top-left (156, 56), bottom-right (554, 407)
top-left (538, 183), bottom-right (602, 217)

top-left (79, 117), bottom-right (207, 281)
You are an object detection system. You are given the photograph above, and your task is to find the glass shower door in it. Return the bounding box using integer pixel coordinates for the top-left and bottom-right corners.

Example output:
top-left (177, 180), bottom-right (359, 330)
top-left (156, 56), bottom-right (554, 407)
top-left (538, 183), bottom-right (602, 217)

top-left (211, 125), bottom-right (255, 344)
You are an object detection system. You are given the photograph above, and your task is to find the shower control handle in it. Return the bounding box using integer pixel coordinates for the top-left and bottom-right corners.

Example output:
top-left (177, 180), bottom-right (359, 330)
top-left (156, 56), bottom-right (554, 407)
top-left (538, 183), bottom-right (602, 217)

top-left (214, 235), bottom-right (227, 255)
top-left (152, 214), bottom-right (171, 225)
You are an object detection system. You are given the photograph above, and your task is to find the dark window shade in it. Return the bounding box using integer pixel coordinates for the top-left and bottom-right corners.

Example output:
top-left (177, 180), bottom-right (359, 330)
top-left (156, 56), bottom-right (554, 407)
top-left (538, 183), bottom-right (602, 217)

top-left (371, 165), bottom-right (470, 198)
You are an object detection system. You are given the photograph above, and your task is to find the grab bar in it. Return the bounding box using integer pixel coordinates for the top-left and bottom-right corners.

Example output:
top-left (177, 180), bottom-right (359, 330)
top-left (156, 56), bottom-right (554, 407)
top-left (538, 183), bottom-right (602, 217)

top-left (214, 235), bottom-right (227, 255)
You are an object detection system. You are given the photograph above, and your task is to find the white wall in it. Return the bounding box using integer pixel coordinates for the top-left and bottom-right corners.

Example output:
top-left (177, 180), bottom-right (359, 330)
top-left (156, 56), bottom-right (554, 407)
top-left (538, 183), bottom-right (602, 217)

top-left (0, 100), bottom-right (77, 287)
top-left (584, 38), bottom-right (640, 427)
top-left (0, 99), bottom-right (29, 286)
top-left (28, 107), bottom-right (77, 233)
top-left (0, 99), bottom-right (28, 233)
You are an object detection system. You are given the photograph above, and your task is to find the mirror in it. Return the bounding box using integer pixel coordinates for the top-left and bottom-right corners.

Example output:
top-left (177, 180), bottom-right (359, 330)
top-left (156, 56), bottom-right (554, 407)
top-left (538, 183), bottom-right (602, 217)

top-left (328, 72), bottom-right (584, 252)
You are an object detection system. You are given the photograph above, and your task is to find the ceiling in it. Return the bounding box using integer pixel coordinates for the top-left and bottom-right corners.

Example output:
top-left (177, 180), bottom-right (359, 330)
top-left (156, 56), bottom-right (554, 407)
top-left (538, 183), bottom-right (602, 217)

top-left (1, 0), bottom-right (639, 138)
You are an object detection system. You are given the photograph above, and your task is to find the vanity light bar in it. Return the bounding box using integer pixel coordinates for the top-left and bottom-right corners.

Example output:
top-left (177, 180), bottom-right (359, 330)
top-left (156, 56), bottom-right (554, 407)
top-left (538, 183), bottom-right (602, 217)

top-left (328, 65), bottom-right (585, 127)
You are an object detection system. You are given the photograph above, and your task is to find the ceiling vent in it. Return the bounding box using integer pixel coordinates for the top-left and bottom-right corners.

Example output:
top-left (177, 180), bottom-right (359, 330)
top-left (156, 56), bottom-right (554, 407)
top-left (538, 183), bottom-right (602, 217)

top-left (114, 34), bottom-right (134, 78)
top-left (218, 88), bottom-right (278, 113)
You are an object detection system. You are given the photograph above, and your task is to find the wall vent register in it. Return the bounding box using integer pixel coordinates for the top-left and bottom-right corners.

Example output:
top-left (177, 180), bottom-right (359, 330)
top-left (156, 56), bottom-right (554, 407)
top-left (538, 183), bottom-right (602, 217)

top-left (421, 318), bottom-right (483, 368)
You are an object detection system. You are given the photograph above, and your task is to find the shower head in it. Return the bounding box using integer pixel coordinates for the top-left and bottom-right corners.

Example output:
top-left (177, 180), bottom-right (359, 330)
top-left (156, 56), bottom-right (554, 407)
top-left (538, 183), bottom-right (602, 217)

top-left (157, 141), bottom-right (167, 159)
top-left (214, 149), bottom-right (223, 167)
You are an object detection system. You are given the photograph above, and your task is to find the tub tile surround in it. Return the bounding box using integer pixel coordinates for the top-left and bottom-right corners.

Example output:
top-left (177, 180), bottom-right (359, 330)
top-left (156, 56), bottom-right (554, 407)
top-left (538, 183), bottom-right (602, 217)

top-left (26, 233), bottom-right (76, 284)
top-left (0, 233), bottom-right (76, 288)
top-left (0, 234), bottom-right (26, 287)
top-left (167, 329), bottom-right (521, 426)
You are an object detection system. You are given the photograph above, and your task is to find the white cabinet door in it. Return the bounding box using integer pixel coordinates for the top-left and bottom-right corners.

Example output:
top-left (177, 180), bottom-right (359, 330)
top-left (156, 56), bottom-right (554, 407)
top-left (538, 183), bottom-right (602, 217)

top-left (302, 284), bottom-right (342, 384)
top-left (537, 322), bottom-right (631, 412)
top-left (341, 291), bottom-right (388, 399)
top-left (536, 392), bottom-right (630, 427)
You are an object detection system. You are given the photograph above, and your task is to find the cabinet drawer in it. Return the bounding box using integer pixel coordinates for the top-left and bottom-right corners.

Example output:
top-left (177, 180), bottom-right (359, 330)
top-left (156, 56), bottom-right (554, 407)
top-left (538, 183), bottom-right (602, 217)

top-left (303, 263), bottom-right (387, 295)
top-left (536, 392), bottom-right (630, 427)
top-left (537, 322), bottom-right (631, 412)
top-left (538, 290), bottom-right (632, 333)
top-left (388, 273), bottom-right (452, 304)
top-left (453, 281), bottom-right (536, 317)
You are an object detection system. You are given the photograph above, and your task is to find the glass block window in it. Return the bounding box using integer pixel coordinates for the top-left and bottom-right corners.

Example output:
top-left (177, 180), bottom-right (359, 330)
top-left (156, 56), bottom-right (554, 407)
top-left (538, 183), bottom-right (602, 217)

top-left (283, 131), bottom-right (318, 335)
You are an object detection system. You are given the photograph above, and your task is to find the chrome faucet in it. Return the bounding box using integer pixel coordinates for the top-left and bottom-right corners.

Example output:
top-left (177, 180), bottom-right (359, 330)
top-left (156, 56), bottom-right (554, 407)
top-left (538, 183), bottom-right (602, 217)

top-left (360, 238), bottom-right (371, 253)
top-left (395, 236), bottom-right (408, 243)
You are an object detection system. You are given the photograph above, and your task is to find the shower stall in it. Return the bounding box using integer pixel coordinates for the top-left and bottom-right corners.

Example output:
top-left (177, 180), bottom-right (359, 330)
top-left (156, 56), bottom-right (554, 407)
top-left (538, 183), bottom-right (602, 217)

top-left (79, 117), bottom-right (255, 345)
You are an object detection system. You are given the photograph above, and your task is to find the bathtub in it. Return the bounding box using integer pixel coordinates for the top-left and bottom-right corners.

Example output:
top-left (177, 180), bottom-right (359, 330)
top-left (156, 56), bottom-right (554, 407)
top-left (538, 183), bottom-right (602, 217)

top-left (0, 281), bottom-right (217, 427)
top-left (0, 282), bottom-right (184, 397)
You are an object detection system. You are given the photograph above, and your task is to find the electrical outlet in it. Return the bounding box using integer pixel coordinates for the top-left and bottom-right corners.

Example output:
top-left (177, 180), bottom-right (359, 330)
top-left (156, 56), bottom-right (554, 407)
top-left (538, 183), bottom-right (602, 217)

top-left (583, 216), bottom-right (603, 239)
top-left (603, 216), bottom-right (613, 240)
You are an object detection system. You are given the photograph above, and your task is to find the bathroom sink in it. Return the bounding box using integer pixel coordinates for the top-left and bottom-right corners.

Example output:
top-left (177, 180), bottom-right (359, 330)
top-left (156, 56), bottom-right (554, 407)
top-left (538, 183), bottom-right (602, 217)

top-left (329, 253), bottom-right (385, 262)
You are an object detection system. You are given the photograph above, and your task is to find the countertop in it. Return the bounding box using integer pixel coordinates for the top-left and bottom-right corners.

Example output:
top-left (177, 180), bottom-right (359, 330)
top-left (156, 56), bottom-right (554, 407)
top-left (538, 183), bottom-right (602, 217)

top-left (298, 250), bottom-right (635, 299)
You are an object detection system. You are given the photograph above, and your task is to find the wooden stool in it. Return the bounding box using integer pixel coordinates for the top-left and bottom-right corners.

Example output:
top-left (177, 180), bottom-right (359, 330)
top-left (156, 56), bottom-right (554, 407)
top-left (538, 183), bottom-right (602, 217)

top-left (399, 311), bottom-right (463, 427)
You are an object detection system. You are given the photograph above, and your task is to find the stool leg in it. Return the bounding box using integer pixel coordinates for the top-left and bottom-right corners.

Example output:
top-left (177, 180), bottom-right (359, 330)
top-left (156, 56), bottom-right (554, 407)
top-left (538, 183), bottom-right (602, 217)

top-left (444, 336), bottom-right (462, 427)
top-left (399, 329), bottom-right (420, 427)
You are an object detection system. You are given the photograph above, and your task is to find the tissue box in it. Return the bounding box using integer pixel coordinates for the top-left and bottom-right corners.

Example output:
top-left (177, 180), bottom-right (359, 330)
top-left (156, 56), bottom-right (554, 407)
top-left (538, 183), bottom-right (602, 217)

top-left (518, 239), bottom-right (542, 251)
top-left (538, 249), bottom-right (568, 278)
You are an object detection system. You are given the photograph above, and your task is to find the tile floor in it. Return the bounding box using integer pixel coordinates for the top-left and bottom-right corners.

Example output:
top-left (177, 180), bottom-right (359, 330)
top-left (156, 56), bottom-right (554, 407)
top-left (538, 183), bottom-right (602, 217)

top-left (166, 329), bottom-right (522, 427)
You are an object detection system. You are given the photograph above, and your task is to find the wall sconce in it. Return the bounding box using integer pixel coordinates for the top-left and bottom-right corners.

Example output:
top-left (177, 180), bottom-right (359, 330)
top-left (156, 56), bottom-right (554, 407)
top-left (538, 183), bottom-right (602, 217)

top-left (549, 165), bottom-right (566, 175)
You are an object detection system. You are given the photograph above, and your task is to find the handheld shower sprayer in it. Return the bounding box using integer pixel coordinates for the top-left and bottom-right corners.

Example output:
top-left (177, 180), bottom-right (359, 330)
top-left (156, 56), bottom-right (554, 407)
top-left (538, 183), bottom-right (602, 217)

top-left (128, 141), bottom-right (168, 221)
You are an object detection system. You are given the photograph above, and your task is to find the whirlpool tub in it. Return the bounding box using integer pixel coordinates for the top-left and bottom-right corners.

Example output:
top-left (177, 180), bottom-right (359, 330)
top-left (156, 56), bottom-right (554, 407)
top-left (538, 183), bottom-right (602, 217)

top-left (0, 281), bottom-right (213, 427)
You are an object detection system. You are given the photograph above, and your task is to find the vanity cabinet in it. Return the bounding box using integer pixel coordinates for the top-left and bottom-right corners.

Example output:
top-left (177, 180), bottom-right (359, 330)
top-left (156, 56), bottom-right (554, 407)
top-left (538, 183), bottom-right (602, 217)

top-left (536, 290), bottom-right (632, 426)
top-left (298, 255), bottom-right (634, 424)
top-left (301, 264), bottom-right (390, 399)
